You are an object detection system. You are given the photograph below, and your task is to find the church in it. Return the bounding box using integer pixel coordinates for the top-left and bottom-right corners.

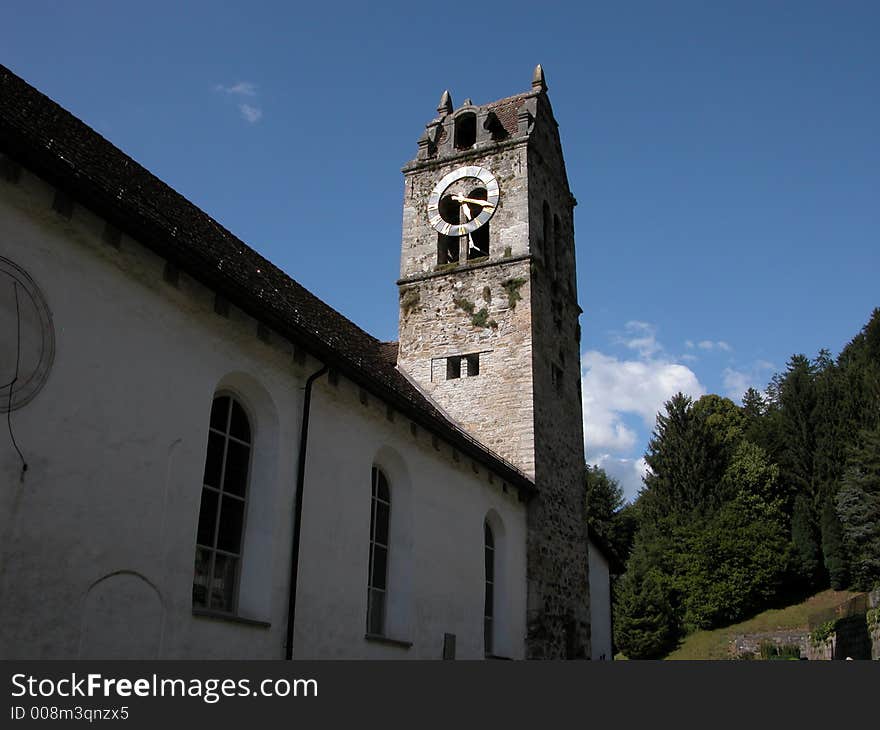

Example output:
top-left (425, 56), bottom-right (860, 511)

top-left (0, 63), bottom-right (614, 660)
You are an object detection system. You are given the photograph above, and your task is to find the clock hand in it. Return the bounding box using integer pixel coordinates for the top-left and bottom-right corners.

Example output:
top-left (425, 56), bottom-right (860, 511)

top-left (452, 195), bottom-right (493, 208)
top-left (461, 203), bottom-right (472, 221)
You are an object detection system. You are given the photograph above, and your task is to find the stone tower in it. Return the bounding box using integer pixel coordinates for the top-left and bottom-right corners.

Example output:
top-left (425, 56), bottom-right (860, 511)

top-left (396, 66), bottom-right (590, 659)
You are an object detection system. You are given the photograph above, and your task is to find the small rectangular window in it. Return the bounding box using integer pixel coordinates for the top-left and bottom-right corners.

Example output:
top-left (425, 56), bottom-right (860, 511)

top-left (465, 354), bottom-right (480, 377)
top-left (446, 356), bottom-right (462, 380)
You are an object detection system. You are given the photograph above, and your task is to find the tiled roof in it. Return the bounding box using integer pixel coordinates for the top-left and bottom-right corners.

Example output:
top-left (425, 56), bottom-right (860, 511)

top-left (484, 91), bottom-right (531, 137)
top-left (0, 63), bottom-right (535, 496)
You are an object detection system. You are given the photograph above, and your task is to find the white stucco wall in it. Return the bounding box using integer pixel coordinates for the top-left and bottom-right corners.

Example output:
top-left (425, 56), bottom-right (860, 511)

top-left (588, 540), bottom-right (612, 660)
top-left (0, 165), bottom-right (527, 660)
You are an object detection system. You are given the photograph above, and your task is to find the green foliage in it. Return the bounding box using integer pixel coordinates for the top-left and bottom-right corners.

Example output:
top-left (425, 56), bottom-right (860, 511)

top-left (759, 642), bottom-right (801, 660)
top-left (399, 286), bottom-right (420, 316)
top-left (722, 440), bottom-right (785, 511)
top-left (821, 497), bottom-right (849, 589)
top-left (470, 308), bottom-right (490, 328)
top-left (867, 606), bottom-right (879, 632)
top-left (615, 309), bottom-right (880, 655)
top-left (836, 426), bottom-right (880, 590)
top-left (613, 543), bottom-right (679, 659)
top-left (585, 465), bottom-right (624, 527)
top-left (453, 296), bottom-right (494, 329)
top-left (453, 296), bottom-right (474, 315)
top-left (791, 494), bottom-right (822, 585)
top-left (501, 277), bottom-right (526, 309)
top-left (810, 619), bottom-right (836, 647)
top-left (677, 498), bottom-right (791, 632)
top-left (640, 393), bottom-right (730, 521)
top-left (585, 465), bottom-right (634, 564)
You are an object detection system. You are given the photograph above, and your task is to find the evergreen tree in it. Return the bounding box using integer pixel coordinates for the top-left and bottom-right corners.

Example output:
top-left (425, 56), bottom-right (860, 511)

top-left (641, 393), bottom-right (728, 521)
top-left (790, 494), bottom-right (822, 586)
top-left (777, 354), bottom-right (818, 498)
top-left (821, 497), bottom-right (849, 589)
top-left (836, 426), bottom-right (880, 590)
top-left (585, 465), bottom-right (624, 531)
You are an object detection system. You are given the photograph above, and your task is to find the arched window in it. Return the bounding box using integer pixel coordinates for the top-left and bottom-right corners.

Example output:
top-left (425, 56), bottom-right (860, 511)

top-left (367, 466), bottom-right (391, 635)
top-left (484, 522), bottom-right (495, 655)
top-left (193, 394), bottom-right (251, 613)
top-left (454, 112), bottom-right (477, 149)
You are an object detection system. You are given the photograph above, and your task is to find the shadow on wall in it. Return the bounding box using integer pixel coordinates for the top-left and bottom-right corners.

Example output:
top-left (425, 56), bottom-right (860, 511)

top-left (79, 571), bottom-right (163, 659)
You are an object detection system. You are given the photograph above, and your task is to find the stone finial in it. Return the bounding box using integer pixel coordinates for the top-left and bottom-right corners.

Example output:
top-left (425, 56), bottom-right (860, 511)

top-left (532, 64), bottom-right (547, 92)
top-left (462, 98), bottom-right (472, 107)
top-left (437, 90), bottom-right (453, 115)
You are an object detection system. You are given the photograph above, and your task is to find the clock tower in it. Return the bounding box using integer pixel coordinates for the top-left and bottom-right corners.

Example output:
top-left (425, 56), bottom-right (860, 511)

top-left (396, 66), bottom-right (591, 659)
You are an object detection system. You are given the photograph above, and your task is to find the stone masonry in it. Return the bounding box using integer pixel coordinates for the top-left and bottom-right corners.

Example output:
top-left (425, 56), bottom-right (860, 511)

top-left (396, 67), bottom-right (591, 658)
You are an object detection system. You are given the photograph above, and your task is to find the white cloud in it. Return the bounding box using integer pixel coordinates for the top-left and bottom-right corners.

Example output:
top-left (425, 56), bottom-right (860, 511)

top-left (680, 353), bottom-right (698, 362)
top-left (215, 81), bottom-right (257, 96)
top-left (615, 320), bottom-right (662, 358)
top-left (696, 339), bottom-right (733, 352)
top-left (589, 454), bottom-right (650, 504)
top-left (214, 82), bottom-right (264, 123)
top-left (239, 104), bottom-right (263, 123)
top-left (582, 349), bottom-right (706, 454)
top-left (721, 368), bottom-right (752, 402)
top-left (721, 360), bottom-right (776, 401)
top-left (685, 340), bottom-right (695, 349)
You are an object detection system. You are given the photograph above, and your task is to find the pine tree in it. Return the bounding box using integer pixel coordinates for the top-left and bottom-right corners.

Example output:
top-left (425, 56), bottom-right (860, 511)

top-left (836, 426), bottom-right (880, 590)
top-left (791, 494), bottom-right (821, 586)
top-left (821, 498), bottom-right (849, 589)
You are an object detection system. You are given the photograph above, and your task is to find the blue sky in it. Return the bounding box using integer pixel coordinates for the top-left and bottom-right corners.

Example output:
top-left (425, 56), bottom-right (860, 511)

top-left (3, 1), bottom-right (878, 500)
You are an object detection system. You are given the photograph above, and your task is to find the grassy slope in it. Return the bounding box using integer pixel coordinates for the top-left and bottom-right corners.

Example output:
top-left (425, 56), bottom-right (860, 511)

top-left (664, 589), bottom-right (861, 660)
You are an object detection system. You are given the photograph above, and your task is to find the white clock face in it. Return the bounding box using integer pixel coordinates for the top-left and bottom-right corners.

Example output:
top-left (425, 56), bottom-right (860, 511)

top-left (427, 166), bottom-right (500, 236)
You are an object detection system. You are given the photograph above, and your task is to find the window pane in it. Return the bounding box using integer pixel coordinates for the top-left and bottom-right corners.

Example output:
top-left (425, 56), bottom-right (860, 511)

top-left (196, 488), bottom-right (219, 546)
top-left (484, 618), bottom-right (493, 654)
top-left (485, 547), bottom-right (494, 582)
top-left (203, 432), bottom-right (224, 488)
top-left (210, 396), bottom-right (230, 431)
top-left (192, 547), bottom-right (211, 607)
top-left (367, 588), bottom-right (384, 635)
top-left (485, 523), bottom-right (494, 548)
top-left (229, 400), bottom-right (251, 443)
top-left (484, 583), bottom-right (494, 616)
top-left (375, 469), bottom-right (390, 503)
top-left (374, 502), bottom-right (390, 546)
top-left (210, 554), bottom-right (237, 611)
top-left (217, 495), bottom-right (245, 554)
top-left (223, 440), bottom-right (250, 496)
top-left (371, 545), bottom-right (387, 589)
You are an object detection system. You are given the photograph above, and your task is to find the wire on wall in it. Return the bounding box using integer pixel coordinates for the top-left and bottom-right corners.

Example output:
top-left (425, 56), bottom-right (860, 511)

top-left (2, 281), bottom-right (28, 480)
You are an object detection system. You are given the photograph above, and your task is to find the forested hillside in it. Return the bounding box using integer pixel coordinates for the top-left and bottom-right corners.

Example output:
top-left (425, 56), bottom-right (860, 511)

top-left (587, 309), bottom-right (880, 659)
